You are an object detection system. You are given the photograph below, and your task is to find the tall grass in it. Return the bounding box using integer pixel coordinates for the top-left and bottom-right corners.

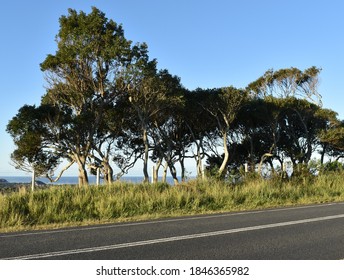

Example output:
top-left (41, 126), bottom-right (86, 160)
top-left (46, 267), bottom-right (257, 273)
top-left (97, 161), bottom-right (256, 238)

top-left (1, 173), bottom-right (344, 232)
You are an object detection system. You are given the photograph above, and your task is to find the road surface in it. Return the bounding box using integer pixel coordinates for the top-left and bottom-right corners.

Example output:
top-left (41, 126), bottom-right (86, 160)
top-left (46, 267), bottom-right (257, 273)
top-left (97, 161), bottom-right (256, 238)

top-left (1, 202), bottom-right (344, 259)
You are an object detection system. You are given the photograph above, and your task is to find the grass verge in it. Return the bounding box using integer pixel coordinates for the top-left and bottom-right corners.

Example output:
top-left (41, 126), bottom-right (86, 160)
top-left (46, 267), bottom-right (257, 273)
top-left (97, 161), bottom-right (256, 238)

top-left (1, 173), bottom-right (344, 233)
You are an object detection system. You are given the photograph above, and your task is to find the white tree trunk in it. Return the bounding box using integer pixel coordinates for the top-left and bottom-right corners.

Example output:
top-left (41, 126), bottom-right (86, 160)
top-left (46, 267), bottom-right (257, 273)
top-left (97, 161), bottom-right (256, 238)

top-left (218, 130), bottom-right (229, 176)
top-left (31, 169), bottom-right (36, 192)
top-left (96, 167), bottom-right (100, 186)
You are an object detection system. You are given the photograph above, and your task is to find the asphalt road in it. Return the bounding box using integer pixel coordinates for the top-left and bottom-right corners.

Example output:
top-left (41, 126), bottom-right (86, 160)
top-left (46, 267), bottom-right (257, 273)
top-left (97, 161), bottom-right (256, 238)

top-left (1, 202), bottom-right (344, 260)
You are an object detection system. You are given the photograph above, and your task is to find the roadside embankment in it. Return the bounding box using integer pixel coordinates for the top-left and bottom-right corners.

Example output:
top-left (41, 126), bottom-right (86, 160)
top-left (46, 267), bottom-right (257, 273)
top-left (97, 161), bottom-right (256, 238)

top-left (1, 173), bottom-right (344, 233)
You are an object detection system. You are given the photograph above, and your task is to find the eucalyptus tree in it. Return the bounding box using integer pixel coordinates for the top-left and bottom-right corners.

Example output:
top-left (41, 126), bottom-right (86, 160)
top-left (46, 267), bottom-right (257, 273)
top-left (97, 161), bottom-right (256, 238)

top-left (245, 66), bottom-right (324, 174)
top-left (170, 106), bottom-right (195, 182)
top-left (110, 96), bottom-right (145, 180)
top-left (234, 97), bottom-right (282, 174)
top-left (184, 89), bottom-right (218, 178)
top-left (87, 100), bottom-right (118, 184)
top-left (318, 115), bottom-right (344, 161)
top-left (39, 7), bottom-right (140, 186)
top-left (307, 107), bottom-right (339, 164)
top-left (6, 105), bottom-right (61, 190)
top-left (202, 86), bottom-right (247, 177)
top-left (123, 57), bottom-right (184, 183)
top-left (320, 126), bottom-right (344, 155)
top-left (150, 100), bottom-right (190, 184)
top-left (150, 70), bottom-right (185, 183)
top-left (277, 98), bottom-right (332, 169)
top-left (150, 118), bottom-right (180, 184)
top-left (247, 66), bottom-right (322, 106)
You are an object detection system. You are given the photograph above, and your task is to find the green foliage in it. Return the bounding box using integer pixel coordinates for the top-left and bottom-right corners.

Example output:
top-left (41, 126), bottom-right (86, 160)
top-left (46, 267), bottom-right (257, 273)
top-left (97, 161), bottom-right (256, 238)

top-left (315, 161), bottom-right (344, 175)
top-left (6, 105), bottom-right (60, 175)
top-left (247, 66), bottom-right (322, 105)
top-left (320, 126), bottom-right (344, 151)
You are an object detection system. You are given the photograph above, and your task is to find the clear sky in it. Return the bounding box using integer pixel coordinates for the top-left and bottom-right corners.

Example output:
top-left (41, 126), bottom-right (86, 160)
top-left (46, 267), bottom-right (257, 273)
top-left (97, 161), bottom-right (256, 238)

top-left (1, 0), bottom-right (344, 177)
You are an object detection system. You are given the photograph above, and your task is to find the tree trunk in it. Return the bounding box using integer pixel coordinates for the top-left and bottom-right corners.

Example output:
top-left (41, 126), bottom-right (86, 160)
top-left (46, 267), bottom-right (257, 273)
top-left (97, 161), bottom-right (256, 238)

top-left (153, 159), bottom-right (162, 183)
top-left (218, 130), bottom-right (229, 176)
top-left (162, 161), bottom-right (168, 183)
top-left (196, 142), bottom-right (203, 178)
top-left (31, 168), bottom-right (36, 192)
top-left (142, 127), bottom-right (149, 183)
top-left (320, 143), bottom-right (327, 165)
top-left (180, 158), bottom-right (186, 181)
top-left (197, 158), bottom-right (202, 178)
top-left (305, 140), bottom-right (313, 164)
top-left (96, 168), bottom-right (100, 186)
top-left (77, 156), bottom-right (88, 186)
top-left (168, 162), bottom-right (179, 185)
top-left (188, 127), bottom-right (204, 179)
top-left (78, 166), bottom-right (88, 186)
top-left (152, 166), bottom-right (157, 183)
top-left (103, 162), bottom-right (113, 185)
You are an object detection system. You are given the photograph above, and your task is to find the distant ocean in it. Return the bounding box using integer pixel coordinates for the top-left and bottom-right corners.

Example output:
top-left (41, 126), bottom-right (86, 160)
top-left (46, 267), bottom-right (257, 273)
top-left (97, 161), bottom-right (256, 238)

top-left (0, 176), bottom-right (179, 185)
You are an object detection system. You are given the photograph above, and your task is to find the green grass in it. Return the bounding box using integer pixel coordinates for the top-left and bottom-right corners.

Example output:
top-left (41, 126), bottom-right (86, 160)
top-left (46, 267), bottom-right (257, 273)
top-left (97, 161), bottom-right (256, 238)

top-left (1, 173), bottom-right (344, 232)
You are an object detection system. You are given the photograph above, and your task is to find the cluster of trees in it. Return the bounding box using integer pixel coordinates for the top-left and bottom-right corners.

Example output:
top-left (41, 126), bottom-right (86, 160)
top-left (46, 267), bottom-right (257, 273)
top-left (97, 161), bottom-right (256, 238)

top-left (7, 7), bottom-right (344, 187)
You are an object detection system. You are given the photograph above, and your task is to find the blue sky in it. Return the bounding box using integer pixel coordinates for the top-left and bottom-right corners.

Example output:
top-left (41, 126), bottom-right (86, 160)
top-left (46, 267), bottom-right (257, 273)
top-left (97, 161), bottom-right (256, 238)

top-left (1, 0), bottom-right (344, 177)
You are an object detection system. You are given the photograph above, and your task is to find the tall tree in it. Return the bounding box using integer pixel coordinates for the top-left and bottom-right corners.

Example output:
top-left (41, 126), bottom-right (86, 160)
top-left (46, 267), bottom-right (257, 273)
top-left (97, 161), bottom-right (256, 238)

top-left (124, 57), bottom-right (184, 182)
top-left (201, 87), bottom-right (247, 177)
top-left (40, 7), bottom-right (137, 186)
top-left (235, 97), bottom-right (283, 174)
top-left (185, 89), bottom-right (218, 178)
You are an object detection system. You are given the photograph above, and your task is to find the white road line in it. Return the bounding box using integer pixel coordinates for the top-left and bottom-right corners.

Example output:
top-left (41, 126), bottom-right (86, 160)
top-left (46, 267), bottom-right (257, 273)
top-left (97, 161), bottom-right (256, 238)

top-left (4, 213), bottom-right (344, 260)
top-left (1, 202), bottom-right (343, 238)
